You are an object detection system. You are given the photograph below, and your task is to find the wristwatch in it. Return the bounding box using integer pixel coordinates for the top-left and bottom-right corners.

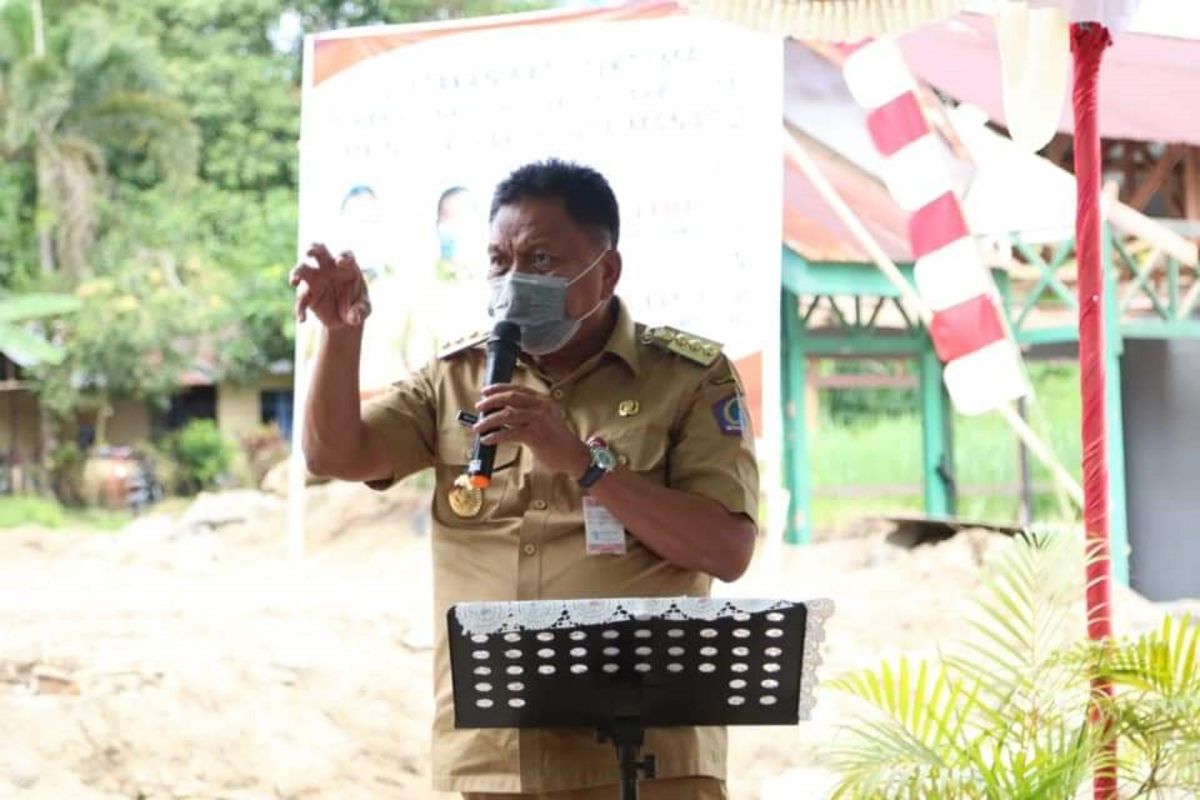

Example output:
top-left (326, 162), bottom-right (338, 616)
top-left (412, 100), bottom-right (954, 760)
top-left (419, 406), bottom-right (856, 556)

top-left (577, 436), bottom-right (617, 489)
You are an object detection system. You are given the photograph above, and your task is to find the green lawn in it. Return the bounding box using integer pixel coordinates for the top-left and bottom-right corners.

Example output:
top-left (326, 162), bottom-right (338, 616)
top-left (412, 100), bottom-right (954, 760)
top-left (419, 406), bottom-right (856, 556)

top-left (808, 364), bottom-right (1083, 528)
top-left (0, 495), bottom-right (131, 531)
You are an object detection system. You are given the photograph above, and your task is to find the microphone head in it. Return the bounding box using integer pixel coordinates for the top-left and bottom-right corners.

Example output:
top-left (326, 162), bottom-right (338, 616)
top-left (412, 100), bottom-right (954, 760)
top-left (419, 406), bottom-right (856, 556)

top-left (489, 320), bottom-right (521, 345)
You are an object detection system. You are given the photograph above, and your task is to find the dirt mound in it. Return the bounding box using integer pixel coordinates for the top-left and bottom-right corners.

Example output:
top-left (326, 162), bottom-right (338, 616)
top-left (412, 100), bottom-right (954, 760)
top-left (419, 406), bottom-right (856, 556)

top-left (2, 489), bottom-right (1191, 800)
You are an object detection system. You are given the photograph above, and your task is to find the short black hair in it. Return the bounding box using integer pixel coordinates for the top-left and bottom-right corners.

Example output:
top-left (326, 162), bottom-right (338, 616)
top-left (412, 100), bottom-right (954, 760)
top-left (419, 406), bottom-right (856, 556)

top-left (490, 160), bottom-right (620, 246)
top-left (340, 184), bottom-right (376, 212)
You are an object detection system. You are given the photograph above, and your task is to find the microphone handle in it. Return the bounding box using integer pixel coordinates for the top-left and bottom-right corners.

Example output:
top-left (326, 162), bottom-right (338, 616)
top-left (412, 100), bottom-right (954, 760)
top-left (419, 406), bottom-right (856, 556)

top-left (468, 337), bottom-right (521, 484)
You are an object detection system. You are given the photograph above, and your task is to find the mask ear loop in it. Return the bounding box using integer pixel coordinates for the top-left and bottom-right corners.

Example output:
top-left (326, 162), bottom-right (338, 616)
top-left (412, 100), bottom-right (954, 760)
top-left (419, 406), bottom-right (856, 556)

top-left (564, 249), bottom-right (613, 324)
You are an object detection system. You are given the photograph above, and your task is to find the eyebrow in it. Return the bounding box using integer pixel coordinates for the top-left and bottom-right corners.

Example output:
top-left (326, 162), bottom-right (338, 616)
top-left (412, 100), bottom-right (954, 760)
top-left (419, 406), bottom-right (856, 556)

top-left (489, 237), bottom-right (558, 253)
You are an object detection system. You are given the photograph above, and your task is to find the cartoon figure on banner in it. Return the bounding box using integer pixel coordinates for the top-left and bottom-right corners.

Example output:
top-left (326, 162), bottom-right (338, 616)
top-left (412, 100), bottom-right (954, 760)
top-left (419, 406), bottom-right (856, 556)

top-left (434, 185), bottom-right (487, 283)
top-left (431, 184), bottom-right (488, 341)
top-left (338, 183), bottom-right (435, 385)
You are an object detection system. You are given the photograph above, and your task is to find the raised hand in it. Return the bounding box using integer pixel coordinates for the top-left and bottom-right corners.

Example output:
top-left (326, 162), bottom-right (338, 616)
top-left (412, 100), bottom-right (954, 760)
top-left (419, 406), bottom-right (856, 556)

top-left (289, 243), bottom-right (372, 329)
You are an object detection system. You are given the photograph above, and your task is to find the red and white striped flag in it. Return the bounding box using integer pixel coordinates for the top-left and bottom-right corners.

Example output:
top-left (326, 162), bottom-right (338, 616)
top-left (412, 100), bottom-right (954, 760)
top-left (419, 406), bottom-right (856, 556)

top-left (842, 38), bottom-right (1030, 415)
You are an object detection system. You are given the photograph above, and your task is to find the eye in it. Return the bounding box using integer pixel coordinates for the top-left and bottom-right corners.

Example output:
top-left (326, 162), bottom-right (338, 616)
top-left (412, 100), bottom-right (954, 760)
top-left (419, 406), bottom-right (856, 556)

top-left (531, 251), bottom-right (553, 269)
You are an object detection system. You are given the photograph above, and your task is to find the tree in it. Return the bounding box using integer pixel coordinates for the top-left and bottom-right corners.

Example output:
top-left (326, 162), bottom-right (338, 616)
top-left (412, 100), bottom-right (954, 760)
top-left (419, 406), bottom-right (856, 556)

top-left (33, 260), bottom-right (209, 445)
top-left (0, 0), bottom-right (197, 278)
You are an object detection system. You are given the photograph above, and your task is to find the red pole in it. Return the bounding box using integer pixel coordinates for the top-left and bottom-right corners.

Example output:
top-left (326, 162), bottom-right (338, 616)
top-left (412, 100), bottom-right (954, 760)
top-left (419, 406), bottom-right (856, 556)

top-left (1070, 21), bottom-right (1116, 800)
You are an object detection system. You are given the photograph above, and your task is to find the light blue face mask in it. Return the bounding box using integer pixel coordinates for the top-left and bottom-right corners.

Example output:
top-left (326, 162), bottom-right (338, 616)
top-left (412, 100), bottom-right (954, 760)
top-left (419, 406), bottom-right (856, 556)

top-left (487, 250), bottom-right (608, 355)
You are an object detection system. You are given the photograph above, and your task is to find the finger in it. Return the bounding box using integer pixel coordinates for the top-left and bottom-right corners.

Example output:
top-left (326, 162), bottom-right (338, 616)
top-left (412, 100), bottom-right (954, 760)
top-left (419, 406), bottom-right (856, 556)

top-left (336, 250), bottom-right (357, 270)
top-left (345, 295), bottom-right (371, 327)
top-left (289, 263), bottom-right (319, 288)
top-left (474, 407), bottom-right (534, 436)
top-left (481, 428), bottom-right (522, 446)
top-left (308, 242), bottom-right (336, 271)
top-left (480, 383), bottom-right (534, 396)
top-left (476, 390), bottom-right (544, 413)
top-left (294, 282), bottom-right (311, 322)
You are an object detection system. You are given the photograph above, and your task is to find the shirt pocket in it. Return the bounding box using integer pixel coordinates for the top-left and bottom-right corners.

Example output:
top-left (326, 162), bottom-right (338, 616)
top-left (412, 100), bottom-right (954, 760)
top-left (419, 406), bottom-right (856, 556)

top-left (432, 427), bottom-right (523, 524)
top-left (604, 424), bottom-right (671, 483)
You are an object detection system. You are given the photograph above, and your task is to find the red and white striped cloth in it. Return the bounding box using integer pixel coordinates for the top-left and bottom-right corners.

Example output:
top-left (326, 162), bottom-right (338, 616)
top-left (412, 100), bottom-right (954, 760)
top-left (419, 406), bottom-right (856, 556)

top-left (842, 38), bottom-right (1030, 415)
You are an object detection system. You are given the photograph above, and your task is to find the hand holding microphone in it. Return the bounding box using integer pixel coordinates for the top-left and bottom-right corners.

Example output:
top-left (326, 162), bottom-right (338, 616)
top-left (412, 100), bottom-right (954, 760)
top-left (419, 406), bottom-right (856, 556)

top-left (470, 323), bottom-right (592, 484)
top-left (467, 321), bottom-right (522, 487)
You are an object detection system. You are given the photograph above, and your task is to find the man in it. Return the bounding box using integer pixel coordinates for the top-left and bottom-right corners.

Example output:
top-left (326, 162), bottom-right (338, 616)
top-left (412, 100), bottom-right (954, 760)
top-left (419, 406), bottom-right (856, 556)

top-left (292, 160), bottom-right (758, 799)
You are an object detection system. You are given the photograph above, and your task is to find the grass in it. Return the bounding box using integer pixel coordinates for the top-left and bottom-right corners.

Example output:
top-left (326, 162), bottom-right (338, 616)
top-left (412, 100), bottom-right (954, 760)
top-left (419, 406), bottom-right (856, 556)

top-left (809, 364), bottom-right (1083, 528)
top-left (0, 495), bottom-right (131, 532)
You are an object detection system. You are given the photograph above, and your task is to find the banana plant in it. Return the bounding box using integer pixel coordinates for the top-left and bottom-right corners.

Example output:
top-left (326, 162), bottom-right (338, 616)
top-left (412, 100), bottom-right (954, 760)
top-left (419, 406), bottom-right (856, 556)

top-left (0, 290), bottom-right (81, 366)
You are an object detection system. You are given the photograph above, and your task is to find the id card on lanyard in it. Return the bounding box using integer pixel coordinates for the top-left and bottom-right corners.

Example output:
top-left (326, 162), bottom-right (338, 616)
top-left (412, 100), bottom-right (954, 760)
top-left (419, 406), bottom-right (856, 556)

top-left (583, 497), bottom-right (626, 555)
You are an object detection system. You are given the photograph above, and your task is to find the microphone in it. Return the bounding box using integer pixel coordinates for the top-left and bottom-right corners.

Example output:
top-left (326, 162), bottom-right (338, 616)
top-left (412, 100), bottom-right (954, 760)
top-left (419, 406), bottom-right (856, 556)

top-left (467, 321), bottom-right (522, 488)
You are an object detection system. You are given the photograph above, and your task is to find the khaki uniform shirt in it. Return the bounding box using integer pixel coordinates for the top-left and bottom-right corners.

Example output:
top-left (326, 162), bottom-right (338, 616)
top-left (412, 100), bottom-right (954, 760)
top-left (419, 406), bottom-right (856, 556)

top-left (362, 298), bottom-right (759, 794)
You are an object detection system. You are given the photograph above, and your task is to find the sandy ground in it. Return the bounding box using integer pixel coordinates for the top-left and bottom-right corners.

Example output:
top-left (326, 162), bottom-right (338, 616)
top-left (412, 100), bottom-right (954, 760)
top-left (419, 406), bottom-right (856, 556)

top-left (1, 481), bottom-right (1193, 800)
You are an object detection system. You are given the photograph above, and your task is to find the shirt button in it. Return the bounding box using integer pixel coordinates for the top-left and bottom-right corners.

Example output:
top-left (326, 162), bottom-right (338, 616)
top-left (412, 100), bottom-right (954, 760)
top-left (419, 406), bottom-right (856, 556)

top-left (551, 388), bottom-right (564, 400)
top-left (523, 543), bottom-right (537, 556)
top-left (532, 499), bottom-right (548, 510)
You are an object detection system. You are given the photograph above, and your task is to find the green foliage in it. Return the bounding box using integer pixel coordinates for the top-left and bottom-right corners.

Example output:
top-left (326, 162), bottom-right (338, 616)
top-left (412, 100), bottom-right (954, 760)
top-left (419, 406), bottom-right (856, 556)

top-left (1, 0), bottom-right (552, 417)
top-left (0, 288), bottom-right (80, 365)
top-left (0, 494), bottom-right (65, 527)
top-left (0, 0), bottom-right (198, 277)
top-left (31, 262), bottom-right (206, 419)
top-left (825, 533), bottom-right (1200, 799)
top-left (0, 494), bottom-right (129, 530)
top-left (163, 418), bottom-right (235, 494)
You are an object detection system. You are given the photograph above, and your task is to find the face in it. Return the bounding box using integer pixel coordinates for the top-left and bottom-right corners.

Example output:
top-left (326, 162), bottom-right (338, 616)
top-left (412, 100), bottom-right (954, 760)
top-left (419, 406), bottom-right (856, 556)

top-left (438, 189), bottom-right (472, 226)
top-left (487, 196), bottom-right (619, 319)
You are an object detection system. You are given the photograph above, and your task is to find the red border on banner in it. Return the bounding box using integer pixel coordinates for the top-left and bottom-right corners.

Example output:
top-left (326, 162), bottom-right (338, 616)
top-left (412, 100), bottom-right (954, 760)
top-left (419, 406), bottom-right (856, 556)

top-left (312, 0), bottom-right (685, 87)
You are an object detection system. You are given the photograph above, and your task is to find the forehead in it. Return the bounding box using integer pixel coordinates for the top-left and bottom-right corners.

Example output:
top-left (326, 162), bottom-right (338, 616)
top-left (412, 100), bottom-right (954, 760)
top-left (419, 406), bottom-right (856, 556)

top-left (489, 196), bottom-right (589, 245)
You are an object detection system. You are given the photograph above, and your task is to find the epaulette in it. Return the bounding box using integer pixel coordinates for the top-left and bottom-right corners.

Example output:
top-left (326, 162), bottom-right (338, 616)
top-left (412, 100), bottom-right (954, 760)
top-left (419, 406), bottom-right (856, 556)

top-left (642, 325), bottom-right (722, 367)
top-left (438, 330), bottom-right (488, 360)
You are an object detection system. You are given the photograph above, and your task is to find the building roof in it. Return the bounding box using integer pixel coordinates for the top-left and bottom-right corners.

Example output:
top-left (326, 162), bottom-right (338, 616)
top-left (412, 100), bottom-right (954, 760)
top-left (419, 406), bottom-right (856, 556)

top-left (898, 13), bottom-right (1200, 146)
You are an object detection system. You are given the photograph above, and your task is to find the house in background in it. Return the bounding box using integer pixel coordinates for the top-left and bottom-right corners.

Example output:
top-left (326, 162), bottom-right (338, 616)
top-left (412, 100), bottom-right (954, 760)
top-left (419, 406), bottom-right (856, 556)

top-left (0, 349), bottom-right (293, 492)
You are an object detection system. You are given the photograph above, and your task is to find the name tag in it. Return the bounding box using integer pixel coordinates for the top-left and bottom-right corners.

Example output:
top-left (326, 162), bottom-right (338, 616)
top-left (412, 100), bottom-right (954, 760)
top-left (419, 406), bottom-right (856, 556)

top-left (583, 497), bottom-right (626, 556)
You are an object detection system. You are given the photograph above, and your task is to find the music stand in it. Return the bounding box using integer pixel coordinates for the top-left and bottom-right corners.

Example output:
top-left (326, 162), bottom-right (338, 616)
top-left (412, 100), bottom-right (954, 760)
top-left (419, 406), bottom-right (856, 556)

top-left (448, 596), bottom-right (833, 800)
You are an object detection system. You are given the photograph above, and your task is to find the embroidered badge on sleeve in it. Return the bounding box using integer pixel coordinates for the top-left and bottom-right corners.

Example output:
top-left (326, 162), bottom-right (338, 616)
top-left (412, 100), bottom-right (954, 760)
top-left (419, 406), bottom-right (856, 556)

top-left (712, 393), bottom-right (744, 436)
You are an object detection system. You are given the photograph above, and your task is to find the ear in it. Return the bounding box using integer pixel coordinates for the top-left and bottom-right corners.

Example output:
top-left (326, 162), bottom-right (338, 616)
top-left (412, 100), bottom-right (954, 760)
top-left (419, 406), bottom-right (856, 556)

top-left (600, 249), bottom-right (622, 298)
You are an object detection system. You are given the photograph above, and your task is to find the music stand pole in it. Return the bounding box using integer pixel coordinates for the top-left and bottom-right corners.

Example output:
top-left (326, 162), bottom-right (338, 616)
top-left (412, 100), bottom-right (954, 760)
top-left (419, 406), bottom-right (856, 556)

top-left (597, 716), bottom-right (656, 800)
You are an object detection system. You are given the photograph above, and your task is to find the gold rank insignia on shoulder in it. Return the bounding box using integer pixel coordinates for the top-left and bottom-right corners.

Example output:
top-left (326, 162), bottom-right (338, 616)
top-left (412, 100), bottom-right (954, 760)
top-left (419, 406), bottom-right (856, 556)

top-left (641, 325), bottom-right (722, 366)
top-left (438, 330), bottom-right (489, 360)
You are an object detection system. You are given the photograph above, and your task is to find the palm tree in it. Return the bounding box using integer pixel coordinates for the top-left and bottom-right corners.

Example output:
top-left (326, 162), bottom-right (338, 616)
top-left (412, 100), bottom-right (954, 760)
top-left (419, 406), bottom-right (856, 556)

top-left (825, 532), bottom-right (1200, 799)
top-left (0, 0), bottom-right (197, 278)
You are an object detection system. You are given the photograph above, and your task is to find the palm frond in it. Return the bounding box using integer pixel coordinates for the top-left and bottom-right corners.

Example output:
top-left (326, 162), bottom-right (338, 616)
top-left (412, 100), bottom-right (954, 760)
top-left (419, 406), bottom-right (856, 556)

top-left (0, 292), bottom-right (81, 323)
top-left (4, 54), bottom-right (72, 149)
top-left (74, 90), bottom-right (198, 181)
top-left (0, 320), bottom-right (66, 366)
top-left (951, 533), bottom-right (1086, 704)
top-left (827, 659), bottom-right (986, 798)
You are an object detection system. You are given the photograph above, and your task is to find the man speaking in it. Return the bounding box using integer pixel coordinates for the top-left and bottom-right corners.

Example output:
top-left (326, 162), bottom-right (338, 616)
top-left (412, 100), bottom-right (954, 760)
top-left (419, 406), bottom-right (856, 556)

top-left (292, 160), bottom-right (758, 800)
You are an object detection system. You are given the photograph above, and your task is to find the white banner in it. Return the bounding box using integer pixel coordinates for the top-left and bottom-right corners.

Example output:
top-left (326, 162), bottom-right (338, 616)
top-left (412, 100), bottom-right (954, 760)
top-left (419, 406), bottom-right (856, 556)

top-left (297, 3), bottom-right (781, 417)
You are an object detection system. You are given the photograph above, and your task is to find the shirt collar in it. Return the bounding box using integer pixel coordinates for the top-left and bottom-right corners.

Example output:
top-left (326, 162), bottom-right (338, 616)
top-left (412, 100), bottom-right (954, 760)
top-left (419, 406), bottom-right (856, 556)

top-left (602, 296), bottom-right (640, 376)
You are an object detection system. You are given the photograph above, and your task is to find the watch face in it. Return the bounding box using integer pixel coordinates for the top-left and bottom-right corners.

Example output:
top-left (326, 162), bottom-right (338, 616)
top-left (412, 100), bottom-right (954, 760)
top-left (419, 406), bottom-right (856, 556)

top-left (592, 446), bottom-right (617, 471)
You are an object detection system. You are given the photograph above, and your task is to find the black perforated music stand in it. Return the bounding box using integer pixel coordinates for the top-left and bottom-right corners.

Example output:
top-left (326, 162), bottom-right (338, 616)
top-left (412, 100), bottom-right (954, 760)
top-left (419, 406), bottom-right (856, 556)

top-left (448, 597), bottom-right (831, 800)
